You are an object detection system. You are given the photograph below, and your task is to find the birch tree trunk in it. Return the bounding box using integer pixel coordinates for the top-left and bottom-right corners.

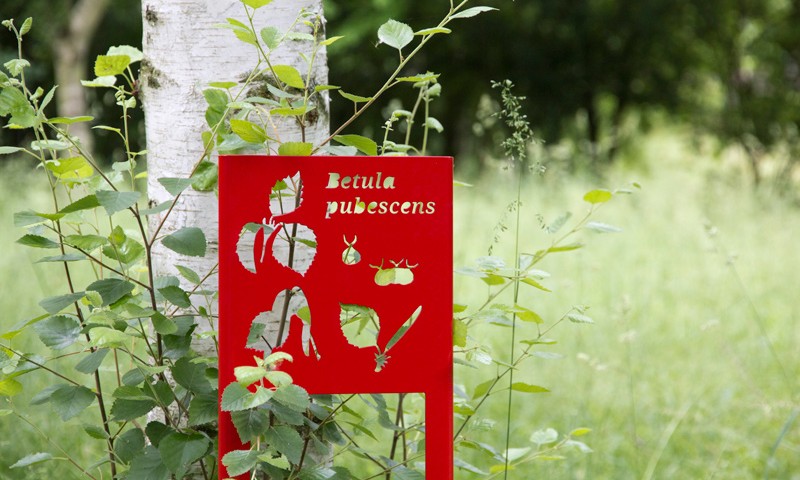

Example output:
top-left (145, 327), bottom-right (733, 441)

top-left (140, 0), bottom-right (329, 357)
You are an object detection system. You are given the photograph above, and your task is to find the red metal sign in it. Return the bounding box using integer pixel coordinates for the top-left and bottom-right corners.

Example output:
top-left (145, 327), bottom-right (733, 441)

top-left (218, 155), bottom-right (453, 478)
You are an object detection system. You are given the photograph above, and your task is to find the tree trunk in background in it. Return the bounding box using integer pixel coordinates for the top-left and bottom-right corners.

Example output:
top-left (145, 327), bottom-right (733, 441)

top-left (140, 0), bottom-right (329, 358)
top-left (54, 0), bottom-right (110, 154)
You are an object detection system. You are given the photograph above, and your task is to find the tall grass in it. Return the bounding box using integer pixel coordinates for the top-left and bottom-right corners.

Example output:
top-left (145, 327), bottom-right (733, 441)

top-left (454, 130), bottom-right (799, 479)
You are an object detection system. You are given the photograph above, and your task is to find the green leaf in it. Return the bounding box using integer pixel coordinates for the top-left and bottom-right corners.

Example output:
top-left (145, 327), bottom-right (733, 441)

top-left (19, 17), bottom-right (33, 36)
top-left (87, 278), bottom-right (135, 306)
top-left (111, 396), bottom-right (158, 421)
top-left (415, 27), bottom-right (452, 36)
top-left (511, 382), bottom-right (550, 394)
top-left (146, 311), bottom-right (174, 335)
top-left (96, 189), bottom-right (140, 215)
top-left (90, 327), bottom-right (130, 348)
top-left (243, 0), bottom-right (273, 8)
top-left (338, 90), bottom-right (373, 103)
top-left (320, 35), bottom-right (344, 46)
top-left (49, 115), bottom-right (94, 124)
top-left (65, 234), bottom-right (109, 252)
top-left (94, 55), bottom-right (130, 77)
top-left (278, 141), bottom-right (313, 156)
top-left (36, 253), bottom-right (86, 263)
top-left (570, 427), bottom-right (592, 437)
top-left (158, 432), bottom-right (210, 476)
top-left (567, 312), bottom-right (594, 324)
top-left (16, 234), bottom-right (59, 249)
top-left (472, 379), bottom-right (495, 399)
top-left (585, 221), bottom-right (622, 233)
top-left (230, 118), bottom-right (268, 143)
top-left (189, 391), bottom-right (218, 426)
top-left (191, 160), bottom-right (218, 191)
top-left (10, 452), bottom-right (53, 469)
top-left (0, 378), bottom-right (23, 397)
top-left (265, 425), bottom-right (304, 464)
top-left (425, 117), bottom-right (444, 132)
top-left (0, 146), bottom-right (23, 155)
top-left (583, 189), bottom-right (613, 204)
top-left (231, 409), bottom-right (270, 442)
top-left (75, 348), bottom-right (109, 374)
top-left (51, 385), bottom-right (96, 421)
top-left (172, 357), bottom-right (213, 394)
top-left (162, 227), bottom-right (207, 257)
top-left (59, 194), bottom-right (100, 214)
top-left (34, 315), bottom-right (81, 349)
top-left (159, 285), bottom-right (191, 309)
top-left (107, 45), bottom-right (143, 63)
top-left (221, 382), bottom-right (274, 411)
top-left (175, 265), bottom-right (201, 284)
top-left (39, 292), bottom-right (85, 315)
top-left (222, 449), bottom-right (259, 477)
top-left (334, 134), bottom-right (377, 156)
top-left (234, 365), bottom-right (268, 387)
top-left (514, 304), bottom-right (544, 323)
top-left (103, 237), bottom-right (145, 265)
top-left (385, 305), bottom-right (422, 352)
top-left (157, 177), bottom-right (193, 196)
top-left (453, 318), bottom-right (468, 348)
top-left (260, 27), bottom-right (281, 50)
top-left (127, 445), bottom-right (170, 480)
top-left (377, 19), bottom-right (414, 51)
top-left (530, 427), bottom-right (559, 445)
top-left (83, 424), bottom-right (109, 439)
top-left (451, 6), bottom-right (498, 19)
top-left (273, 384), bottom-right (309, 412)
top-left (81, 76), bottom-right (117, 88)
top-left (116, 428), bottom-right (145, 464)
top-left (272, 64), bottom-right (305, 89)
top-left (0, 86), bottom-right (35, 127)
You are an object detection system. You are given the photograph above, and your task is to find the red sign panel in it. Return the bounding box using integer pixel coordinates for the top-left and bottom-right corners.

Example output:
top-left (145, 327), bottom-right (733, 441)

top-left (218, 155), bottom-right (453, 478)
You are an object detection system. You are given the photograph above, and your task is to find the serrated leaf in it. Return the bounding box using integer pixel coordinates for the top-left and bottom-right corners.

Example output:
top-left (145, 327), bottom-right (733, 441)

top-left (157, 177), bottom-right (193, 196)
top-left (234, 365), bottom-right (267, 387)
top-left (10, 452), bottom-right (53, 469)
top-left (265, 425), bottom-right (304, 464)
top-left (127, 445), bottom-right (170, 480)
top-left (243, 0), bottom-right (273, 9)
top-left (75, 348), bottom-right (109, 374)
top-left (34, 315), bottom-right (81, 350)
top-left (451, 6), bottom-right (498, 19)
top-left (378, 19), bottom-right (414, 51)
top-left (162, 227), bottom-right (207, 257)
top-left (260, 26), bottom-right (281, 50)
top-left (87, 278), bottom-right (134, 306)
top-left (159, 285), bottom-right (191, 308)
top-left (583, 189), bottom-right (613, 204)
top-left (64, 234), bottom-right (107, 251)
top-left (83, 424), bottom-right (109, 440)
top-left (158, 432), bottom-right (210, 476)
top-left (172, 357), bottom-right (213, 394)
top-left (272, 64), bottom-right (305, 89)
top-left (19, 17), bottom-right (33, 36)
top-left (472, 379), bottom-right (495, 399)
top-left (95, 55), bottom-right (130, 77)
top-left (111, 396), bottom-right (158, 421)
top-left (230, 118), bottom-right (268, 143)
top-left (453, 318), bottom-right (468, 348)
top-left (39, 292), bottom-right (85, 315)
top-left (273, 384), bottom-right (309, 412)
top-left (231, 408), bottom-right (269, 442)
top-left (115, 428), bottom-right (145, 463)
top-left (222, 449), bottom-right (259, 477)
top-left (221, 382), bottom-right (273, 411)
top-left (16, 234), bottom-right (59, 249)
top-left (189, 391), bottom-right (218, 426)
top-left (95, 190), bottom-right (140, 215)
top-left (51, 385), bottom-right (95, 421)
top-left (59, 194), bottom-right (100, 213)
top-left (334, 134), bottom-right (377, 156)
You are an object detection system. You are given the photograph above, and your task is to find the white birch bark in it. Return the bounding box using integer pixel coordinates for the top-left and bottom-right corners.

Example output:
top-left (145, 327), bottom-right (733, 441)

top-left (140, 0), bottom-right (329, 356)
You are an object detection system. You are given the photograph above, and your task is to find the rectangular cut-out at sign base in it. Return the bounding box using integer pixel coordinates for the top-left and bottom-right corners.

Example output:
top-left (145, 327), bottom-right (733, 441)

top-left (218, 155), bottom-right (453, 479)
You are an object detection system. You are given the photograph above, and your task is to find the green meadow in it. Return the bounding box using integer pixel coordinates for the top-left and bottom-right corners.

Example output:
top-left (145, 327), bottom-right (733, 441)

top-left (1, 128), bottom-right (798, 478)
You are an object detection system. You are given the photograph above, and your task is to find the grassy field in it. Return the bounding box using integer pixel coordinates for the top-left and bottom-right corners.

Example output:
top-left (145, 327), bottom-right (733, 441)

top-left (1, 129), bottom-right (798, 479)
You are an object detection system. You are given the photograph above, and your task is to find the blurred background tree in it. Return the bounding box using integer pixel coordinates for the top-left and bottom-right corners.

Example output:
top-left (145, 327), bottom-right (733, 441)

top-left (2, 0), bottom-right (799, 187)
